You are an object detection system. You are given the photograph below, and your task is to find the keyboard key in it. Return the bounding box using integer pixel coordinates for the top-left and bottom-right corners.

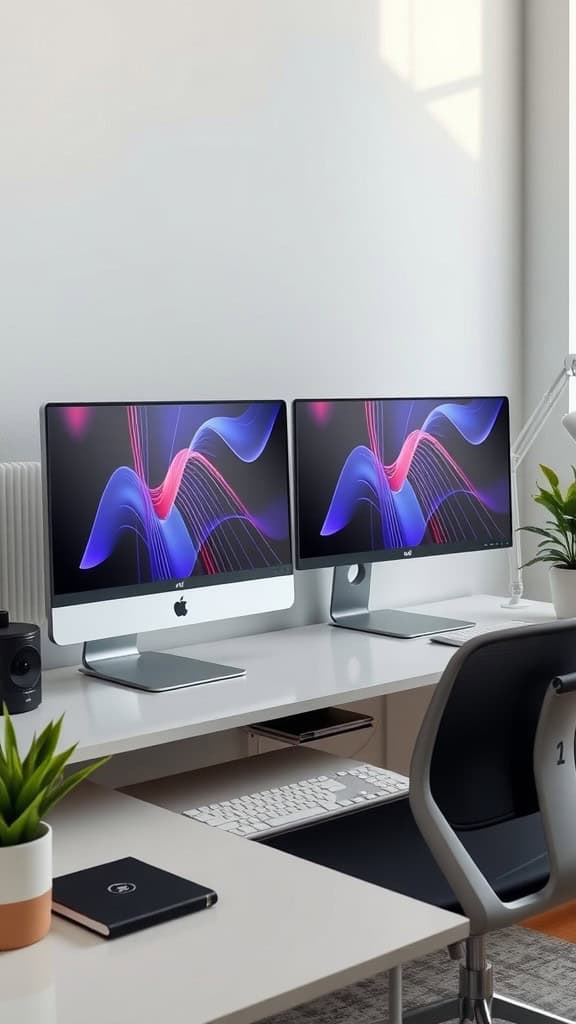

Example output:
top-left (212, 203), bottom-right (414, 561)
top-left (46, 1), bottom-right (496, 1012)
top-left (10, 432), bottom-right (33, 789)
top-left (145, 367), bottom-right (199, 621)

top-left (194, 813), bottom-right (229, 826)
top-left (266, 806), bottom-right (324, 828)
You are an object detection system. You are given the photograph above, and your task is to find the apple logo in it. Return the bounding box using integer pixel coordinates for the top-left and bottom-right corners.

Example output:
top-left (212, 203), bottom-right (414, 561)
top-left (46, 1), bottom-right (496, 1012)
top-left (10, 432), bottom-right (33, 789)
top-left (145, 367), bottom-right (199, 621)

top-left (174, 597), bottom-right (188, 617)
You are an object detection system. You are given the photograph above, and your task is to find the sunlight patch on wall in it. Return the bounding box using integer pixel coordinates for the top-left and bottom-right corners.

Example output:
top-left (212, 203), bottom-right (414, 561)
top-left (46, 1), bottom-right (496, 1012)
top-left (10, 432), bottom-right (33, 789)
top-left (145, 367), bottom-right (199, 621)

top-left (379, 0), bottom-right (483, 160)
top-left (426, 87), bottom-right (481, 161)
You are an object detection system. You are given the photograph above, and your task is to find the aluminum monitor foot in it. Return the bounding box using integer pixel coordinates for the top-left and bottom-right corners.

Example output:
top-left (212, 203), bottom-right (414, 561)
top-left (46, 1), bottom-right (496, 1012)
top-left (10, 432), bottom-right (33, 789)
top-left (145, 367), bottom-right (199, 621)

top-left (330, 565), bottom-right (473, 639)
top-left (81, 638), bottom-right (245, 692)
top-left (332, 609), bottom-right (474, 639)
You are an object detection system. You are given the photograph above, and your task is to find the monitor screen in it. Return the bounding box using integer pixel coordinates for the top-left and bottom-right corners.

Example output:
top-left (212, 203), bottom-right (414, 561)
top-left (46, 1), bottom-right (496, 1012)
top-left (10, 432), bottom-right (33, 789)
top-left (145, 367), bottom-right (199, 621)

top-left (293, 397), bottom-right (512, 569)
top-left (44, 401), bottom-right (292, 607)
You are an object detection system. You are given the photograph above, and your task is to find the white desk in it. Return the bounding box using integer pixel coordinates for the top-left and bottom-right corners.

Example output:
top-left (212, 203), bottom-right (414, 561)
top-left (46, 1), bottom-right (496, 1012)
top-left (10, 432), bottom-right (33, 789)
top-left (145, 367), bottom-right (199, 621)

top-left (0, 785), bottom-right (468, 1024)
top-left (13, 595), bottom-right (553, 764)
top-left (1, 595), bottom-right (549, 1023)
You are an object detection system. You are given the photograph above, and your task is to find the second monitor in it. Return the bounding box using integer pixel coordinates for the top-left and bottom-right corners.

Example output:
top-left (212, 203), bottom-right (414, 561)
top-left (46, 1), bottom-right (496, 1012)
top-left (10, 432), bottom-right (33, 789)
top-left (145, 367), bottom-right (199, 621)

top-left (293, 397), bottom-right (512, 638)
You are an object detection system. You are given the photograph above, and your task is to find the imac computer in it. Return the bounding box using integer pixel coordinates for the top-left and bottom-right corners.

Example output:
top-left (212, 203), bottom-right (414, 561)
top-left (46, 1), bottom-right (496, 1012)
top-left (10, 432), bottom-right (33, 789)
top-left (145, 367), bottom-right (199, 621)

top-left (41, 401), bottom-right (294, 690)
top-left (293, 397), bottom-right (513, 638)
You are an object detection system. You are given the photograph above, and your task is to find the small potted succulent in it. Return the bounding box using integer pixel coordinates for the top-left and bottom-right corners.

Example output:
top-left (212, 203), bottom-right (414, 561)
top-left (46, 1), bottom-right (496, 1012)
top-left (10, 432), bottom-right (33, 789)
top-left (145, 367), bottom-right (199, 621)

top-left (0, 706), bottom-right (108, 950)
top-left (521, 464), bottom-right (576, 618)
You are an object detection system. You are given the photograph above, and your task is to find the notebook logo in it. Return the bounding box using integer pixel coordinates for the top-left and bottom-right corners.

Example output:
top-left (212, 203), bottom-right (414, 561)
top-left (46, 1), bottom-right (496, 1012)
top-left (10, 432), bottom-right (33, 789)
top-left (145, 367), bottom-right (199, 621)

top-left (403, 549), bottom-right (413, 558)
top-left (108, 882), bottom-right (136, 895)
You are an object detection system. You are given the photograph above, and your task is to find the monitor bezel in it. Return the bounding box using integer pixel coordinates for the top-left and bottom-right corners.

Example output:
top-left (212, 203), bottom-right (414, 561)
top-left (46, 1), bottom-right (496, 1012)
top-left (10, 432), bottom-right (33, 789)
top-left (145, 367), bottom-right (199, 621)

top-left (292, 395), bottom-right (513, 571)
top-left (41, 400), bottom-right (294, 641)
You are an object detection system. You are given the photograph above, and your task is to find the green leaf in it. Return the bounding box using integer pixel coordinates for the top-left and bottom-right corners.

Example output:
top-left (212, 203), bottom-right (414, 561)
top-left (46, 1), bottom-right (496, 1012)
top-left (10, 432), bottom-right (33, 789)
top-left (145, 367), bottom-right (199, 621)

top-left (0, 790), bottom-right (46, 846)
top-left (21, 733), bottom-right (39, 780)
top-left (0, 813), bottom-right (11, 846)
top-left (38, 744), bottom-right (78, 793)
top-left (2, 707), bottom-right (23, 800)
top-left (535, 491), bottom-right (563, 514)
top-left (40, 757), bottom-right (110, 817)
top-left (519, 525), bottom-right (561, 540)
top-left (536, 539), bottom-right (570, 554)
top-left (0, 754), bottom-right (10, 792)
top-left (21, 806), bottom-right (43, 845)
top-left (540, 464), bottom-right (560, 489)
top-left (544, 519), bottom-right (570, 533)
top-left (536, 547), bottom-right (573, 563)
top-left (535, 494), bottom-right (568, 531)
top-left (0, 775), bottom-right (11, 820)
top-left (521, 555), bottom-right (569, 568)
top-left (34, 717), bottom-right (64, 768)
top-left (14, 744), bottom-right (77, 817)
top-left (537, 480), bottom-right (562, 501)
top-left (565, 483), bottom-right (576, 518)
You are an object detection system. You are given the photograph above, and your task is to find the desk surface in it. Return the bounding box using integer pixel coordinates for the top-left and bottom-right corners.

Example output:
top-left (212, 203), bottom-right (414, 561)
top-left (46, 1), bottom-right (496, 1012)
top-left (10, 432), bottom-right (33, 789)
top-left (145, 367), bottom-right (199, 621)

top-left (14, 595), bottom-right (553, 764)
top-left (0, 785), bottom-right (468, 1024)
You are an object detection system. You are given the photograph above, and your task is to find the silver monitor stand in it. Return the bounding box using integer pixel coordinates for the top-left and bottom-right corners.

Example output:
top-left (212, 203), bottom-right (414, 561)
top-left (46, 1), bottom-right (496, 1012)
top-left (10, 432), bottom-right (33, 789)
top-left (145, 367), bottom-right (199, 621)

top-left (81, 636), bottom-right (245, 692)
top-left (330, 565), bottom-right (473, 639)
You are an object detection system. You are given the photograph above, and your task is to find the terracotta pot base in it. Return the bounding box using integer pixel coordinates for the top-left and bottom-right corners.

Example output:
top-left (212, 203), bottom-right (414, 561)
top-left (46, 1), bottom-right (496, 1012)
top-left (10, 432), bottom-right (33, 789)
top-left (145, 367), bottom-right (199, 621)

top-left (0, 889), bottom-right (52, 950)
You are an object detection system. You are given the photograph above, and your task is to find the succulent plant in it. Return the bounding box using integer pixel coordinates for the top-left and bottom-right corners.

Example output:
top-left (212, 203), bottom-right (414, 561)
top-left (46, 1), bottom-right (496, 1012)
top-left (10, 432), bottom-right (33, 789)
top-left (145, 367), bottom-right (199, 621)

top-left (0, 705), bottom-right (109, 847)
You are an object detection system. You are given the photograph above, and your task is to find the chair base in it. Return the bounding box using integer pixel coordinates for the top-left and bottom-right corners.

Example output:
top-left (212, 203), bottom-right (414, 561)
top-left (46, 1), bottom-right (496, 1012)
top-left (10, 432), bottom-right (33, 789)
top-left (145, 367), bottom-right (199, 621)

top-left (386, 937), bottom-right (574, 1024)
top-left (403, 994), bottom-right (574, 1024)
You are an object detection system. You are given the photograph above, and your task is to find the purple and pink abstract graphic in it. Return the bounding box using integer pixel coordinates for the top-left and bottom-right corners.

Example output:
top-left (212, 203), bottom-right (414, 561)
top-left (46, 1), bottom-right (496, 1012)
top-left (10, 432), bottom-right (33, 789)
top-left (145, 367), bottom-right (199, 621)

top-left (53, 402), bottom-right (291, 588)
top-left (295, 397), bottom-right (512, 564)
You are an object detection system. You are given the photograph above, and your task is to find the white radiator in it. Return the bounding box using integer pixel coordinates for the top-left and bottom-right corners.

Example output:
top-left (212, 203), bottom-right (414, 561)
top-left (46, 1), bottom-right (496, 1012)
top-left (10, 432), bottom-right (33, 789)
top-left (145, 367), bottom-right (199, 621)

top-left (0, 462), bottom-right (45, 624)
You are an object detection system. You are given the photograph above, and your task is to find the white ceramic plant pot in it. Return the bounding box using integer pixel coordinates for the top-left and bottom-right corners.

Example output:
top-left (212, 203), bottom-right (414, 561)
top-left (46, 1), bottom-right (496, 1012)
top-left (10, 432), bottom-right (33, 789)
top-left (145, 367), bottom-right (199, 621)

top-left (549, 566), bottom-right (576, 619)
top-left (0, 823), bottom-right (52, 950)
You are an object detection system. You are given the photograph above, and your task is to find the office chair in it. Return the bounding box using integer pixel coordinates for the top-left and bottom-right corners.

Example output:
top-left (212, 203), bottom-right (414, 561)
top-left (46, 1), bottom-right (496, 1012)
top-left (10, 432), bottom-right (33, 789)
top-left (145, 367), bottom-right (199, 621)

top-left (264, 620), bottom-right (576, 1024)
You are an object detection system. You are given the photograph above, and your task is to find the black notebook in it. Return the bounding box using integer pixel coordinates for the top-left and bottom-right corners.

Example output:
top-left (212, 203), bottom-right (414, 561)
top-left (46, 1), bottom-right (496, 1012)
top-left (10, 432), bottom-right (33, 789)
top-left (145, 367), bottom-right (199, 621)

top-left (52, 857), bottom-right (218, 938)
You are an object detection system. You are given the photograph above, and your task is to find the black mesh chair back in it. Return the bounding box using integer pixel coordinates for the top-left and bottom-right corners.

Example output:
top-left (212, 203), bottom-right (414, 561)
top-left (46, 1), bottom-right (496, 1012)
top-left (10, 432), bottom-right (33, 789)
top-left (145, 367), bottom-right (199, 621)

top-left (430, 624), bottom-right (576, 830)
top-left (410, 619), bottom-right (576, 934)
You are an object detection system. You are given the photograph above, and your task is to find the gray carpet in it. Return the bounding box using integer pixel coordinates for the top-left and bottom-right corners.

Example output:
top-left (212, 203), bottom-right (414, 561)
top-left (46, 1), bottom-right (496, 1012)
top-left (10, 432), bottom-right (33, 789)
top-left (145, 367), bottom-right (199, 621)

top-left (264, 928), bottom-right (576, 1023)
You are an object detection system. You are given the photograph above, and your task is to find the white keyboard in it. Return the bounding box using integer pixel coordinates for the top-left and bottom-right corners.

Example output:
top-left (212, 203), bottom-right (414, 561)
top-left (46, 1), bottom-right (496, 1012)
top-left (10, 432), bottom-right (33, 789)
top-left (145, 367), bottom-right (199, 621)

top-left (183, 763), bottom-right (409, 838)
top-left (430, 620), bottom-right (530, 648)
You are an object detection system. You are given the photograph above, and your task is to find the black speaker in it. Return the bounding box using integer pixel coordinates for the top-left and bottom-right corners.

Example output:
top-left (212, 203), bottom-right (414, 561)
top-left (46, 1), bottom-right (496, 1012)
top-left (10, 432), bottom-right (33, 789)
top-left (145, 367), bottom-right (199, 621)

top-left (0, 611), bottom-right (42, 714)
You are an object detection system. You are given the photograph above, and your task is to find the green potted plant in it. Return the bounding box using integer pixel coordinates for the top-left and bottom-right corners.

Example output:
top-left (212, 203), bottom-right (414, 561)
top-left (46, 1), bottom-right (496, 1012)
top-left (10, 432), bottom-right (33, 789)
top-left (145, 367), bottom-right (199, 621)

top-left (0, 707), bottom-right (108, 950)
top-left (521, 464), bottom-right (576, 618)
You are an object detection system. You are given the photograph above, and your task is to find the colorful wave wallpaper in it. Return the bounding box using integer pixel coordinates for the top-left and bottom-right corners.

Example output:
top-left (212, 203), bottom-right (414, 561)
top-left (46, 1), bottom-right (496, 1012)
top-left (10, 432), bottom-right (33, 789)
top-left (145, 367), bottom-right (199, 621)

top-left (46, 402), bottom-right (292, 599)
top-left (295, 398), bottom-right (512, 566)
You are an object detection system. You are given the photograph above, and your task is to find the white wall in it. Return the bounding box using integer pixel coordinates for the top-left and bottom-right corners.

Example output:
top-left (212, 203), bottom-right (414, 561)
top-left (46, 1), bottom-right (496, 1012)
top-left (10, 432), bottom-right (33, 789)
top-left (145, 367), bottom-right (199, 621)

top-left (522, 0), bottom-right (570, 599)
top-left (0, 0), bottom-right (522, 669)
